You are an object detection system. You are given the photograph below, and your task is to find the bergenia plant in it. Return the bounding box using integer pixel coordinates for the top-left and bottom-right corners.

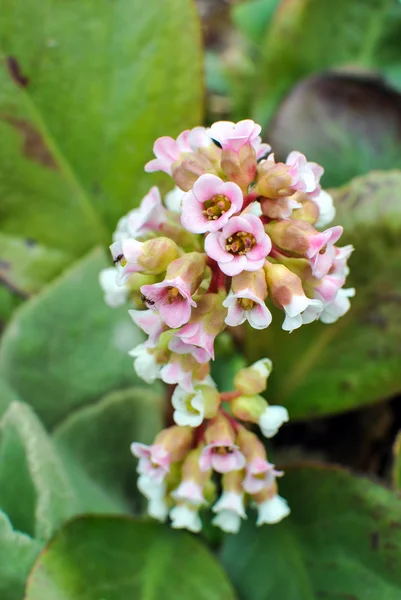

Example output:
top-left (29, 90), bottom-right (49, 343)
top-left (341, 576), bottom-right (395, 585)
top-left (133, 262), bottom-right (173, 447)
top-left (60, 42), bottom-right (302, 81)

top-left (100, 119), bottom-right (354, 534)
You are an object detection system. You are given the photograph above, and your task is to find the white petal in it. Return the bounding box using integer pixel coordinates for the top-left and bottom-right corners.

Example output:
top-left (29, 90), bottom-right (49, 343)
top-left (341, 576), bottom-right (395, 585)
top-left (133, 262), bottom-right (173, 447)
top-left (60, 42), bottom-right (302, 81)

top-left (212, 510), bottom-right (242, 533)
top-left (213, 491), bottom-right (246, 518)
top-left (259, 406), bottom-right (289, 438)
top-left (165, 186), bottom-right (185, 212)
top-left (170, 505), bottom-right (202, 532)
top-left (257, 495), bottom-right (290, 525)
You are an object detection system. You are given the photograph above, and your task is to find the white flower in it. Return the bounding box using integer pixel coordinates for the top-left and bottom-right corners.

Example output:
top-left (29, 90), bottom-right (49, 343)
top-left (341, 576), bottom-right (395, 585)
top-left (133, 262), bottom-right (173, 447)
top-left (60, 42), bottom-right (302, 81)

top-left (171, 480), bottom-right (205, 507)
top-left (259, 406), bottom-right (289, 438)
top-left (212, 491), bottom-right (246, 533)
top-left (301, 299), bottom-right (324, 325)
top-left (137, 474), bottom-right (168, 522)
top-left (282, 297), bottom-right (322, 332)
top-left (171, 385), bottom-right (204, 427)
top-left (212, 511), bottom-right (242, 534)
top-left (320, 287), bottom-right (355, 324)
top-left (170, 505), bottom-right (202, 533)
top-left (165, 186), bottom-right (185, 213)
top-left (257, 495), bottom-right (290, 525)
top-left (99, 268), bottom-right (128, 308)
top-left (313, 189), bottom-right (336, 228)
top-left (129, 343), bottom-right (161, 383)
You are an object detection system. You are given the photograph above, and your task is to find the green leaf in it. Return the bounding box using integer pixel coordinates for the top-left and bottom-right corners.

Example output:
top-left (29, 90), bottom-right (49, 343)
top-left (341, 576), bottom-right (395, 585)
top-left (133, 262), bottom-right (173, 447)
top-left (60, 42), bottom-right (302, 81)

top-left (268, 72), bottom-right (401, 188)
top-left (253, 0), bottom-right (400, 125)
top-left (231, 0), bottom-right (280, 44)
top-left (0, 376), bottom-right (20, 419)
top-left (0, 509), bottom-right (42, 600)
top-left (0, 402), bottom-right (122, 541)
top-left (221, 464), bottom-right (401, 600)
top-left (25, 516), bottom-right (237, 600)
top-left (246, 170), bottom-right (401, 419)
top-left (54, 387), bottom-right (164, 510)
top-left (392, 431), bottom-right (401, 490)
top-left (0, 0), bottom-right (203, 293)
top-left (0, 248), bottom-right (143, 428)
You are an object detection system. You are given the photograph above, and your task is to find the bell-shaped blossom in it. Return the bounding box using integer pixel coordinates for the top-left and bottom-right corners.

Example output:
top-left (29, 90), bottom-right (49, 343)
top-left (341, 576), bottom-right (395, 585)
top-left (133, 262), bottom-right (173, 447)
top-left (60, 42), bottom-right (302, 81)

top-left (168, 336), bottom-right (209, 363)
top-left (99, 268), bottom-right (128, 308)
top-left (110, 239), bottom-right (144, 284)
top-left (129, 309), bottom-right (165, 347)
top-left (181, 174), bottom-right (243, 234)
top-left (205, 214), bottom-right (271, 276)
top-left (160, 353), bottom-right (210, 392)
top-left (129, 343), bottom-right (161, 383)
top-left (320, 287), bottom-right (355, 324)
top-left (212, 491), bottom-right (247, 534)
top-left (282, 297), bottom-right (323, 332)
top-left (170, 504), bottom-right (202, 533)
top-left (113, 187), bottom-right (167, 241)
top-left (243, 459), bottom-right (282, 495)
top-left (256, 495), bottom-right (290, 525)
top-left (145, 128), bottom-right (210, 175)
top-left (286, 151), bottom-right (319, 194)
top-left (309, 226), bottom-right (343, 279)
top-left (131, 442), bottom-right (171, 483)
top-left (223, 270), bottom-right (271, 329)
top-left (259, 405), bottom-right (289, 438)
top-left (137, 475), bottom-right (168, 522)
top-left (140, 277), bottom-right (196, 329)
top-left (208, 119), bottom-right (262, 153)
top-left (171, 385), bottom-right (205, 427)
top-left (172, 480), bottom-right (206, 507)
top-left (199, 442), bottom-right (246, 473)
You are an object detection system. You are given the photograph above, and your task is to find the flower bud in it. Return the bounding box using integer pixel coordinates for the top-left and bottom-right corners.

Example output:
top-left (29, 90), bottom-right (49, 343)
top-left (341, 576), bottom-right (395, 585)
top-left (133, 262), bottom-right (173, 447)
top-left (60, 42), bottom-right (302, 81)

top-left (220, 144), bottom-right (257, 192)
top-left (166, 252), bottom-right (206, 296)
top-left (155, 425), bottom-right (194, 463)
top-left (265, 219), bottom-right (331, 257)
top-left (231, 394), bottom-right (267, 423)
top-left (172, 151), bottom-right (218, 191)
top-left (138, 237), bottom-right (180, 274)
top-left (263, 261), bottom-right (305, 309)
top-left (254, 159), bottom-right (294, 198)
top-left (233, 358), bottom-right (272, 395)
top-left (290, 194), bottom-right (320, 224)
top-left (260, 196), bottom-right (302, 220)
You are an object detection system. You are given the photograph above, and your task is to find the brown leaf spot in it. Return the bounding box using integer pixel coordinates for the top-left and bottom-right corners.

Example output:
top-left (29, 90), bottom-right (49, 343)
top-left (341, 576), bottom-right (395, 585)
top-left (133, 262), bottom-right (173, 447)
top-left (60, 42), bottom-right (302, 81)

top-left (6, 56), bottom-right (29, 88)
top-left (1, 115), bottom-right (57, 170)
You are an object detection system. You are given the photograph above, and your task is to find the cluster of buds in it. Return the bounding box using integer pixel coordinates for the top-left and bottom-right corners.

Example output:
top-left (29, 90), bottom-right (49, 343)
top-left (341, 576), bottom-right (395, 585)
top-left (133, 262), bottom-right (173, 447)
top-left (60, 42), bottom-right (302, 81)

top-left (100, 119), bottom-right (354, 533)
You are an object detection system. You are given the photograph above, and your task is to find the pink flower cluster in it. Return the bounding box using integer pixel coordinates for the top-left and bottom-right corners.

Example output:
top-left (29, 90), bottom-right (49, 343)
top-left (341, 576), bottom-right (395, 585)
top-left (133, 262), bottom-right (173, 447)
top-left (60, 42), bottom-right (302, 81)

top-left (100, 119), bottom-right (354, 533)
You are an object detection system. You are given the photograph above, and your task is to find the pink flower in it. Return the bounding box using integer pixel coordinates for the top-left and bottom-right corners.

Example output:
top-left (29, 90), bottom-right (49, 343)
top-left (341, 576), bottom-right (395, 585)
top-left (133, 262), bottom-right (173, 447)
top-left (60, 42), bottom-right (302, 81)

top-left (145, 128), bottom-right (210, 175)
top-left (205, 214), bottom-right (271, 276)
top-left (168, 336), bottom-right (210, 364)
top-left (171, 320), bottom-right (217, 361)
top-left (223, 290), bottom-right (272, 329)
top-left (130, 442), bottom-right (170, 483)
top-left (172, 480), bottom-right (205, 507)
top-left (242, 459), bottom-right (283, 495)
top-left (113, 187), bottom-right (166, 242)
top-left (199, 442), bottom-right (246, 474)
top-left (208, 120), bottom-right (262, 153)
top-left (110, 238), bottom-right (144, 284)
top-left (128, 309), bottom-right (165, 347)
top-left (140, 277), bottom-right (196, 328)
top-left (309, 226), bottom-right (343, 279)
top-left (160, 354), bottom-right (209, 392)
top-left (286, 151), bottom-right (319, 193)
top-left (181, 174), bottom-right (243, 234)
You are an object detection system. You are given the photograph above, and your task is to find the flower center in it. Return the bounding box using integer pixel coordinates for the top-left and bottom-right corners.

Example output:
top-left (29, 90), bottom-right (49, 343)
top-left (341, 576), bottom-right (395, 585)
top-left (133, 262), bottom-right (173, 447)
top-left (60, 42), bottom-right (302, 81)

top-left (203, 194), bottom-right (231, 221)
top-left (185, 394), bottom-right (200, 415)
top-left (212, 446), bottom-right (234, 455)
top-left (226, 231), bottom-right (256, 255)
top-left (238, 298), bottom-right (255, 310)
top-left (166, 287), bottom-right (183, 304)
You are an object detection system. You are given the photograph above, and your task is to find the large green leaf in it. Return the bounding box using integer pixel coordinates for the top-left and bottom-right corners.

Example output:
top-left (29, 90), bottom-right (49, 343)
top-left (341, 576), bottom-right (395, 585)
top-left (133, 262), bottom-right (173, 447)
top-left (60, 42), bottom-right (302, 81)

top-left (25, 516), bottom-right (236, 600)
top-left (0, 375), bottom-right (20, 418)
top-left (0, 0), bottom-right (203, 293)
top-left (0, 248), bottom-right (143, 428)
top-left (246, 170), bottom-right (401, 419)
top-left (253, 0), bottom-right (400, 125)
top-left (222, 464), bottom-right (401, 599)
top-left (0, 509), bottom-right (42, 600)
top-left (54, 387), bottom-right (164, 510)
top-left (0, 402), bottom-right (122, 542)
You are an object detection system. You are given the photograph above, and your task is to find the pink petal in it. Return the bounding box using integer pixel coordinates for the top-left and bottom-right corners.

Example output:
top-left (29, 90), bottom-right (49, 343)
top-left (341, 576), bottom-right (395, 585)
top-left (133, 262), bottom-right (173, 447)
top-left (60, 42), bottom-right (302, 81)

top-left (225, 302), bottom-right (246, 327)
top-left (248, 303), bottom-right (272, 329)
top-left (219, 255), bottom-right (246, 276)
top-left (205, 233), bottom-right (233, 263)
